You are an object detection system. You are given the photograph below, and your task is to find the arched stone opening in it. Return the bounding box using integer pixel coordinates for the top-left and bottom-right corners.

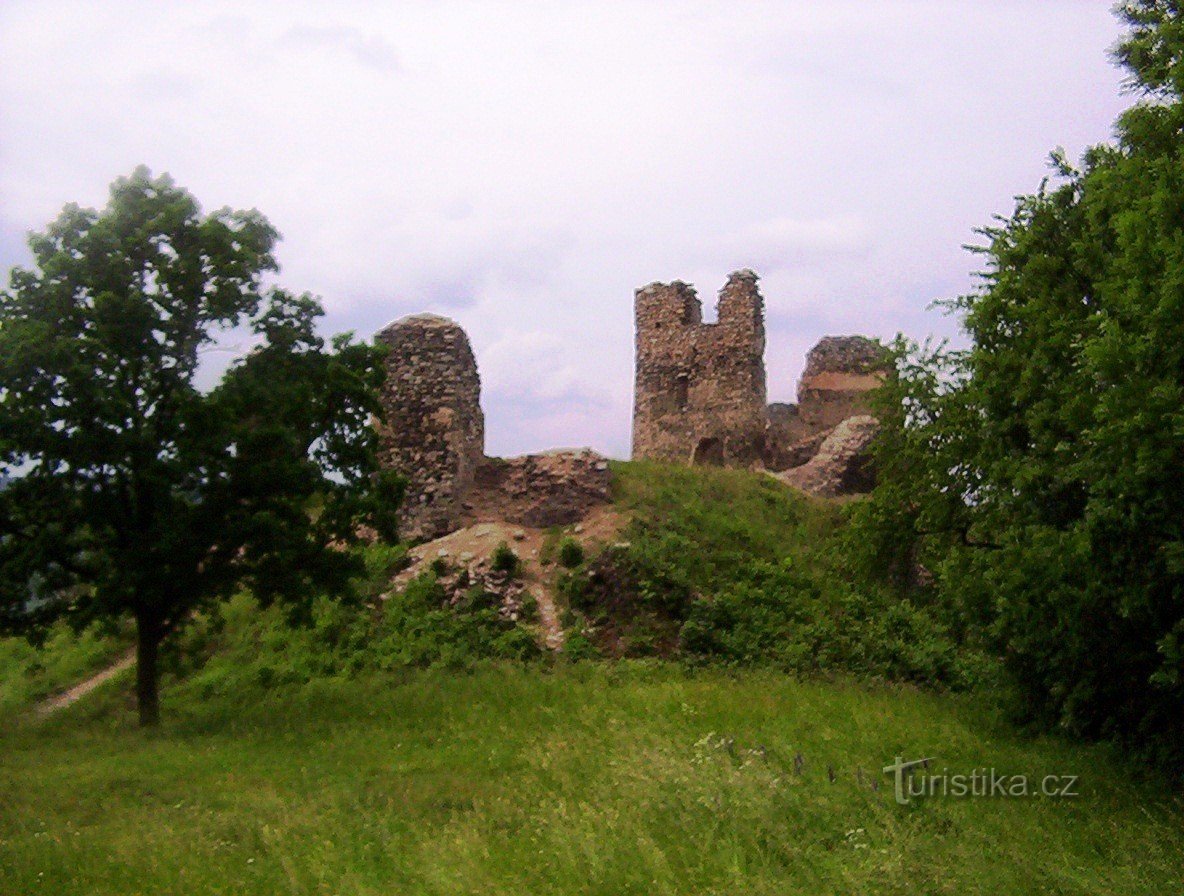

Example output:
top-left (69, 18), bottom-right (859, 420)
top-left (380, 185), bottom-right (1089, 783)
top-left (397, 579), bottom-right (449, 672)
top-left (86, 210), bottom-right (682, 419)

top-left (691, 437), bottom-right (724, 467)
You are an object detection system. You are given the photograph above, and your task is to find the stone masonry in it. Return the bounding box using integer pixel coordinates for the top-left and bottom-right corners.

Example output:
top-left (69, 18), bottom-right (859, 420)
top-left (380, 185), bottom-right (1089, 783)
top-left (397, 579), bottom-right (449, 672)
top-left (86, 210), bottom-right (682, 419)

top-left (469, 449), bottom-right (611, 529)
top-left (375, 313), bottom-right (485, 541)
top-left (631, 270), bottom-right (768, 467)
top-left (795, 335), bottom-right (887, 431)
top-left (630, 271), bottom-right (889, 494)
top-left (763, 335), bottom-right (888, 473)
top-left (377, 315), bottom-right (610, 541)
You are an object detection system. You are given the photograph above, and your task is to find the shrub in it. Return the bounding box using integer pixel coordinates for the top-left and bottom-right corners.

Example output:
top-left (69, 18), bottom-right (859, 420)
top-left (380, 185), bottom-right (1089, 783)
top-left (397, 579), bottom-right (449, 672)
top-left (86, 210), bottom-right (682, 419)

top-left (557, 537), bottom-right (585, 569)
top-left (491, 542), bottom-right (520, 576)
top-left (679, 560), bottom-right (968, 685)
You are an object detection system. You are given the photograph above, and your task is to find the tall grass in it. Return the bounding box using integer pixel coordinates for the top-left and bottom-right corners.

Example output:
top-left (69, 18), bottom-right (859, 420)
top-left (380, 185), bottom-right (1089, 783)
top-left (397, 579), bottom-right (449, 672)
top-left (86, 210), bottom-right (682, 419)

top-left (2, 664), bottom-right (1180, 894)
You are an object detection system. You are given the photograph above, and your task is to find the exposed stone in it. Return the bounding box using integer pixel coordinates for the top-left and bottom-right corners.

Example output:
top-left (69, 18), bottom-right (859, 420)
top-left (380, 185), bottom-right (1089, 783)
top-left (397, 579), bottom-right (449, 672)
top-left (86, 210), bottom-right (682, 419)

top-left (778, 427), bottom-right (835, 470)
top-left (763, 402), bottom-right (818, 471)
top-left (469, 449), bottom-right (612, 528)
top-left (778, 415), bottom-right (880, 497)
top-left (631, 270), bottom-right (767, 467)
top-left (629, 272), bottom-right (887, 476)
top-left (375, 313), bottom-right (484, 541)
top-left (795, 336), bottom-right (887, 431)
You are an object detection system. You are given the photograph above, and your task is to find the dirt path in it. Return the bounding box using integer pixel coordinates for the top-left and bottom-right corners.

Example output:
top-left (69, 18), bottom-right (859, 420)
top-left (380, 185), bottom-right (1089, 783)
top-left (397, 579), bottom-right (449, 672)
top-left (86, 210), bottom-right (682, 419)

top-left (34, 649), bottom-right (135, 717)
top-left (527, 563), bottom-right (565, 650)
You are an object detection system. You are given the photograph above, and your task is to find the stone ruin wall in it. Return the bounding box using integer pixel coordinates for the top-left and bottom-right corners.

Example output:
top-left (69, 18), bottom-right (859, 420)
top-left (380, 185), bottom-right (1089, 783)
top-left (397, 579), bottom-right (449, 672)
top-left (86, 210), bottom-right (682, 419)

top-left (764, 335), bottom-right (887, 473)
top-left (375, 313), bottom-right (485, 542)
top-left (377, 314), bottom-right (610, 541)
top-left (630, 271), bottom-right (888, 490)
top-left (795, 336), bottom-right (887, 431)
top-left (632, 270), bottom-right (768, 467)
top-left (377, 268), bottom-right (891, 534)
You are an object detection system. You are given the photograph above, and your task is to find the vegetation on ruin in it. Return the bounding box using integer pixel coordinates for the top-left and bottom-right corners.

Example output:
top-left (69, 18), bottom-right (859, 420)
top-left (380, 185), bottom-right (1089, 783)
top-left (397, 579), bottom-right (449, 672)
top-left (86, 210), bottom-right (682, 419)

top-left (3, 4), bottom-right (1184, 892)
top-left (557, 463), bottom-right (982, 688)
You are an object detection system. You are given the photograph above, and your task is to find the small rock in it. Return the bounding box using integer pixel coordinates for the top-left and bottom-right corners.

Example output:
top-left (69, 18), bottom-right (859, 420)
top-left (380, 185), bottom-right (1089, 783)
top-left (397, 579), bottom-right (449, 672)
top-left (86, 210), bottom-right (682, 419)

top-left (512, 530), bottom-right (527, 541)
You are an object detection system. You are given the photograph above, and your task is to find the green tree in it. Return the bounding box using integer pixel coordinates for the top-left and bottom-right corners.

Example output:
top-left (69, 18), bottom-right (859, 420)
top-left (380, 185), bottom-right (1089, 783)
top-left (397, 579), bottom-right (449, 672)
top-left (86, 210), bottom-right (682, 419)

top-left (853, 2), bottom-right (1184, 766)
top-left (0, 167), bottom-right (401, 725)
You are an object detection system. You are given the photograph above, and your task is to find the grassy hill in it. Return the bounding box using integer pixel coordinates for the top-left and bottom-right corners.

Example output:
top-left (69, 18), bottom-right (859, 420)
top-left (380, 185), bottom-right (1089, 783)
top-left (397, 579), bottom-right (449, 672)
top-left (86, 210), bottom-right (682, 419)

top-left (1, 462), bottom-right (1182, 894)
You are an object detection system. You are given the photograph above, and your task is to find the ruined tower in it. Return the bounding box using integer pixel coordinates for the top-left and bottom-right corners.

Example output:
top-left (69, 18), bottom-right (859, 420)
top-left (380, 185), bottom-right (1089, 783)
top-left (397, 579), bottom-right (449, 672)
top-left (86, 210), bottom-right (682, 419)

top-left (375, 313), bottom-right (484, 541)
top-left (631, 270), bottom-right (767, 466)
top-left (795, 335), bottom-right (887, 430)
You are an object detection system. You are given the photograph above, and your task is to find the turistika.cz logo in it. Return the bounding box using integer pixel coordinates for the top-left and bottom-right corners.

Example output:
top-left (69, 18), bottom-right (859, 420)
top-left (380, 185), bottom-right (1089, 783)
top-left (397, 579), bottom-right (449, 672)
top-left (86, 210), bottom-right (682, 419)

top-left (882, 756), bottom-right (1080, 805)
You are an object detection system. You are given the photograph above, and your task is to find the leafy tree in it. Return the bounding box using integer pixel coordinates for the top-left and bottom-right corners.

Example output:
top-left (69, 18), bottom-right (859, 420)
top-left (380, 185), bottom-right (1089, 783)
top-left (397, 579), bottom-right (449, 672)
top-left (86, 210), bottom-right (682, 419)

top-left (853, 2), bottom-right (1184, 767)
top-left (0, 167), bottom-right (401, 725)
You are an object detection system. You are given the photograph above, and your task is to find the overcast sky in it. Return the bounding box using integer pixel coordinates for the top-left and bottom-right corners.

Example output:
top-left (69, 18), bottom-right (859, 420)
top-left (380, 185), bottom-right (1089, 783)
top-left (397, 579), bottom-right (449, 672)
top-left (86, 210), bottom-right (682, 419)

top-left (0, 1), bottom-right (1130, 458)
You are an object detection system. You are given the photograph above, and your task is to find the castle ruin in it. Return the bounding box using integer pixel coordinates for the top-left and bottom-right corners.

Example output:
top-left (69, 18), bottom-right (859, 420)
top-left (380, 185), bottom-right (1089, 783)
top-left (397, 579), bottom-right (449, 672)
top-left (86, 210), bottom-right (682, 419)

top-left (375, 313), bottom-right (485, 541)
top-left (630, 270), bottom-right (887, 484)
top-left (377, 268), bottom-right (889, 536)
top-left (632, 270), bottom-right (768, 467)
top-left (376, 314), bottom-right (610, 542)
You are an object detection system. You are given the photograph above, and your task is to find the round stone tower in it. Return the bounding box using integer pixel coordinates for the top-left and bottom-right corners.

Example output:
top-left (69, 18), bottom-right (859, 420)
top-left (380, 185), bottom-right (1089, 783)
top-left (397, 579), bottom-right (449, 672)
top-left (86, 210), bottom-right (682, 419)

top-left (375, 313), bottom-right (484, 541)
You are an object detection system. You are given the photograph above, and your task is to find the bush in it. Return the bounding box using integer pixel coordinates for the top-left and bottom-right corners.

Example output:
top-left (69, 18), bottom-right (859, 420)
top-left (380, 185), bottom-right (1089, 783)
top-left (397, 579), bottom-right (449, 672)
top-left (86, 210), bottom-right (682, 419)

top-left (557, 537), bottom-right (585, 569)
top-left (491, 542), bottom-right (520, 576)
top-left (679, 560), bottom-right (968, 685)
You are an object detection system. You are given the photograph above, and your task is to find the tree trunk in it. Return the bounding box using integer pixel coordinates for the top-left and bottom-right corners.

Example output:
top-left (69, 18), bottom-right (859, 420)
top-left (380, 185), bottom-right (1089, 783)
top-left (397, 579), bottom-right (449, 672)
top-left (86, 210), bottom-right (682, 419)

top-left (135, 611), bottom-right (162, 727)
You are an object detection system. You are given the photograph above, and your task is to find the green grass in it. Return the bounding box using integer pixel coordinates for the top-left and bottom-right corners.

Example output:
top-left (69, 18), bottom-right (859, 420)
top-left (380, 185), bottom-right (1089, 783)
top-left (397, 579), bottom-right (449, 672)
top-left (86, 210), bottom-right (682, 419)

top-left (2, 462), bottom-right (1181, 893)
top-left (0, 620), bottom-right (133, 719)
top-left (2, 664), bottom-right (1181, 895)
top-left (564, 463), bottom-right (976, 685)
top-left (610, 460), bottom-right (842, 589)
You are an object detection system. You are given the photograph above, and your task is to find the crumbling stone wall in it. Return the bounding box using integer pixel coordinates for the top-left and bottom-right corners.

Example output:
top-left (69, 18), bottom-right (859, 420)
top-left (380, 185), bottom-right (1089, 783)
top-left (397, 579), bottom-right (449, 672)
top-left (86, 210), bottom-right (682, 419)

top-left (762, 335), bottom-right (888, 473)
top-left (795, 335), bottom-right (886, 431)
top-left (778, 415), bottom-right (880, 497)
top-left (631, 270), bottom-right (768, 467)
top-left (375, 313), bottom-right (484, 541)
top-left (469, 449), bottom-right (611, 528)
top-left (763, 401), bottom-right (816, 470)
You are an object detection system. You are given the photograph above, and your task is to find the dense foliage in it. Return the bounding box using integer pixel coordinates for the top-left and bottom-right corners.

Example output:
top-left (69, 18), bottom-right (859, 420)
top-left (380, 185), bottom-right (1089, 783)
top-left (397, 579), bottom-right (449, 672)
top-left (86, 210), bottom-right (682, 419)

top-left (850, 2), bottom-right (1184, 768)
top-left (0, 168), bottom-right (401, 724)
top-left (559, 463), bottom-right (977, 686)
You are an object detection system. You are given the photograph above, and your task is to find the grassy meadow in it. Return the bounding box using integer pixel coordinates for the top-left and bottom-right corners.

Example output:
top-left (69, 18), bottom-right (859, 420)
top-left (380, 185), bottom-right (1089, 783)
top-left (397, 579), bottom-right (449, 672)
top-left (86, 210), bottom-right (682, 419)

top-left (3, 664), bottom-right (1183, 895)
top-left (1, 462), bottom-right (1182, 894)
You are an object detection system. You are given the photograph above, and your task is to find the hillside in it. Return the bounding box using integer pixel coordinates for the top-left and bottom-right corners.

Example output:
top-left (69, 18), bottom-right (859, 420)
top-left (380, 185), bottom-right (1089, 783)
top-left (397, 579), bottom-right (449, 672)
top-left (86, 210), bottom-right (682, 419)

top-left (4, 667), bottom-right (1183, 894)
top-left (1, 463), bottom-right (1182, 894)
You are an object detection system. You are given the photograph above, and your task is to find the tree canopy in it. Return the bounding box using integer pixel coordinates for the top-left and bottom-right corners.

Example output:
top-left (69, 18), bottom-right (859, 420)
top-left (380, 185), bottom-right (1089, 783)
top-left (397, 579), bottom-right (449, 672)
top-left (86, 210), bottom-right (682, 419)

top-left (852, 0), bottom-right (1184, 768)
top-left (0, 167), bottom-right (400, 725)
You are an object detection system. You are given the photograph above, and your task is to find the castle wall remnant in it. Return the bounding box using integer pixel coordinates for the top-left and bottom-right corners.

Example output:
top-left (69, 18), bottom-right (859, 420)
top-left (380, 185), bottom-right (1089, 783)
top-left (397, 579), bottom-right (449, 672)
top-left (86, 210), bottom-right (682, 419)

top-left (376, 314), bottom-right (610, 541)
top-left (375, 313), bottom-right (484, 541)
top-left (631, 270), bottom-right (768, 467)
top-left (795, 336), bottom-right (886, 431)
top-left (779, 415), bottom-right (880, 497)
top-left (630, 270), bottom-right (889, 494)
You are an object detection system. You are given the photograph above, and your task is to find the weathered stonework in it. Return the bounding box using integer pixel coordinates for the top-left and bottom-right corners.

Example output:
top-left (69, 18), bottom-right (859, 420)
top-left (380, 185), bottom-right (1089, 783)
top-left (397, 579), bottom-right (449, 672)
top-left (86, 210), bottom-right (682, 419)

top-left (763, 402), bottom-right (817, 470)
top-left (629, 270), bottom-right (888, 494)
top-left (778, 415), bottom-right (880, 497)
top-left (469, 449), bottom-right (612, 528)
top-left (377, 316), bottom-right (612, 540)
top-left (375, 313), bottom-right (484, 541)
top-left (795, 335), bottom-right (887, 431)
top-left (631, 270), bottom-right (767, 467)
